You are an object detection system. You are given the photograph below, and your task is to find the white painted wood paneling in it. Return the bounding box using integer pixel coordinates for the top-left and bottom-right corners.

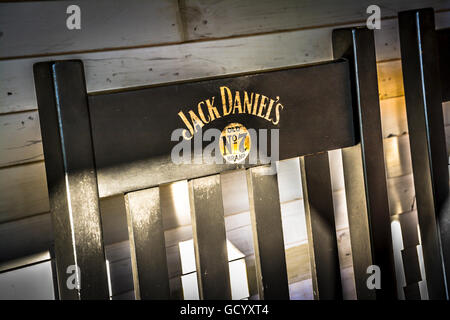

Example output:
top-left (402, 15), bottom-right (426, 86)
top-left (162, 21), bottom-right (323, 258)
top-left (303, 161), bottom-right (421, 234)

top-left (0, 213), bottom-right (52, 262)
top-left (0, 111), bottom-right (42, 167)
top-left (384, 134), bottom-right (413, 178)
top-left (0, 0), bottom-right (181, 59)
top-left (0, 261), bottom-right (55, 300)
top-left (2, 11), bottom-right (449, 116)
top-left (380, 96), bottom-right (407, 137)
top-left (0, 161), bottom-right (49, 223)
top-left (377, 60), bottom-right (404, 99)
top-left (388, 174), bottom-right (416, 215)
top-left (180, 0), bottom-right (449, 40)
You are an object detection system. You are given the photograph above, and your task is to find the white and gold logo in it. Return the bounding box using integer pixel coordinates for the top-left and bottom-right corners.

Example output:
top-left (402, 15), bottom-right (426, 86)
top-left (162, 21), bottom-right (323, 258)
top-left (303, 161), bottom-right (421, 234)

top-left (219, 123), bottom-right (251, 164)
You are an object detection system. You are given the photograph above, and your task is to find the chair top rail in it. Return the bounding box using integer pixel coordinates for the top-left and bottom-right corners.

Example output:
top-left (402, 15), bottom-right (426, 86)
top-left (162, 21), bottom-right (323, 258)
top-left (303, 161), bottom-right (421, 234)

top-left (74, 58), bottom-right (358, 197)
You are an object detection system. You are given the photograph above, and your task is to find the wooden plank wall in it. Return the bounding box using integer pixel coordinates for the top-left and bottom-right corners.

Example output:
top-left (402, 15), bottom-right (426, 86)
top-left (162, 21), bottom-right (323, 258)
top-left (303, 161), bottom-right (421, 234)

top-left (1, 0), bottom-right (449, 299)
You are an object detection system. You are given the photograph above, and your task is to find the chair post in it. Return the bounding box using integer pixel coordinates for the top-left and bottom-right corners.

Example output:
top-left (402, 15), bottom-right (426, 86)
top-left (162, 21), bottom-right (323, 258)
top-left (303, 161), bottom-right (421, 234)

top-left (398, 8), bottom-right (449, 299)
top-left (332, 28), bottom-right (397, 299)
top-left (33, 61), bottom-right (109, 299)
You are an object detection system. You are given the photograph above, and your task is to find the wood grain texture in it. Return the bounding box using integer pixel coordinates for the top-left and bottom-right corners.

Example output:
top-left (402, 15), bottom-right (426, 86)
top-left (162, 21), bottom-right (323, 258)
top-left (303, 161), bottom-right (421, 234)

top-left (2, 11), bottom-right (449, 116)
top-left (180, 0), bottom-right (449, 40)
top-left (0, 213), bottom-right (52, 262)
top-left (0, 161), bottom-right (49, 223)
top-left (377, 60), bottom-right (404, 99)
top-left (380, 96), bottom-right (407, 137)
top-left (384, 134), bottom-right (413, 178)
top-left (2, 0), bottom-right (448, 60)
top-left (0, 12), bottom-right (448, 177)
top-left (0, 0), bottom-right (181, 59)
top-left (388, 174), bottom-right (416, 216)
top-left (381, 100), bottom-right (450, 141)
top-left (0, 111), bottom-right (43, 167)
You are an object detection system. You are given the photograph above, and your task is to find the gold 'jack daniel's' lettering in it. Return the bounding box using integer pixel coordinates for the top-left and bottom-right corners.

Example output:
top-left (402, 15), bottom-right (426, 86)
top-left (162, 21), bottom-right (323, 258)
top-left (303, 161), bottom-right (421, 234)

top-left (178, 86), bottom-right (284, 140)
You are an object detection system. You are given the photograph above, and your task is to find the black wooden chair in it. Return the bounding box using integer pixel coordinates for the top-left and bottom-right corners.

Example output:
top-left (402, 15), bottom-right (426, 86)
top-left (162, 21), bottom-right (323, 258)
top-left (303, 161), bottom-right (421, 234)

top-left (33, 27), bottom-right (397, 300)
top-left (398, 7), bottom-right (450, 300)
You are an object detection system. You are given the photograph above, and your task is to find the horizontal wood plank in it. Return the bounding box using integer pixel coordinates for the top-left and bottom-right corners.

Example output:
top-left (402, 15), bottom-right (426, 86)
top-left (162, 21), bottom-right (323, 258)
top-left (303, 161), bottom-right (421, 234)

top-left (384, 134), bottom-right (413, 178)
top-left (387, 174), bottom-right (416, 216)
top-left (0, 161), bottom-right (49, 223)
top-left (2, 1), bottom-right (448, 60)
top-left (2, 11), bottom-right (449, 116)
top-left (0, 111), bottom-right (43, 167)
top-left (1, 14), bottom-right (448, 178)
top-left (377, 60), bottom-right (404, 99)
top-left (0, 0), bottom-right (181, 59)
top-left (181, 0), bottom-right (449, 40)
top-left (380, 96), bottom-right (407, 137)
top-left (0, 213), bottom-right (52, 262)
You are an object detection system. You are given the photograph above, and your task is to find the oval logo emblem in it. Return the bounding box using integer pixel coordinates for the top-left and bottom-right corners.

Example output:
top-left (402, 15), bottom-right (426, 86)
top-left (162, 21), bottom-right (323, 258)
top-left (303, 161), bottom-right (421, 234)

top-left (219, 122), bottom-right (251, 164)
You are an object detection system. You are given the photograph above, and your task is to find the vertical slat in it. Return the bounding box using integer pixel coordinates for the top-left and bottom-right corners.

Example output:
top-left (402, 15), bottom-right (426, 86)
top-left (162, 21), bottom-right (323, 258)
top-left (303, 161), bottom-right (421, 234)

top-left (189, 175), bottom-right (232, 300)
top-left (401, 247), bottom-right (422, 286)
top-left (300, 153), bottom-right (342, 299)
top-left (404, 282), bottom-right (422, 300)
top-left (49, 247), bottom-right (60, 300)
top-left (398, 8), bottom-right (448, 299)
top-left (124, 187), bottom-right (170, 300)
top-left (246, 166), bottom-right (289, 300)
top-left (438, 28), bottom-right (450, 102)
top-left (340, 145), bottom-right (375, 299)
top-left (332, 28), bottom-right (397, 299)
top-left (33, 60), bottom-right (109, 300)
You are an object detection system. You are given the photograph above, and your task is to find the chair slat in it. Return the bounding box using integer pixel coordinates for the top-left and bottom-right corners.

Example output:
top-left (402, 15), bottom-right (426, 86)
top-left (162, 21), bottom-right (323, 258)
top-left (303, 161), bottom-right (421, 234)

top-left (398, 8), bottom-right (448, 299)
top-left (300, 153), bottom-right (342, 300)
top-left (33, 61), bottom-right (109, 300)
top-left (401, 247), bottom-right (422, 286)
top-left (332, 28), bottom-right (397, 299)
top-left (189, 175), bottom-right (232, 300)
top-left (246, 166), bottom-right (289, 300)
top-left (125, 187), bottom-right (170, 300)
top-left (340, 145), bottom-right (376, 299)
top-left (438, 28), bottom-right (450, 102)
top-left (403, 282), bottom-right (422, 300)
